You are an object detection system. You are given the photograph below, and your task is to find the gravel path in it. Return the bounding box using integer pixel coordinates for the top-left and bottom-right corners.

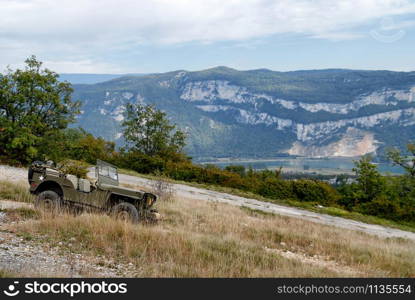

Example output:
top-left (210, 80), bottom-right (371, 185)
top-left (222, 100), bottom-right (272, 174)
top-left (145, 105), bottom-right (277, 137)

top-left (0, 200), bottom-right (137, 277)
top-left (0, 200), bottom-right (32, 210)
top-left (0, 231), bottom-right (127, 277)
top-left (0, 165), bottom-right (27, 184)
top-left (1, 164), bottom-right (414, 241)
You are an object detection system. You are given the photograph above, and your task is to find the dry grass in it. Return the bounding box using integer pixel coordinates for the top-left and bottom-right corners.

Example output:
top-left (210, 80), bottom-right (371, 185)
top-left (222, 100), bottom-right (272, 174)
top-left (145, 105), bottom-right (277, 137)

top-left (0, 269), bottom-right (16, 278)
top-left (0, 181), bottom-right (33, 203)
top-left (149, 173), bottom-right (175, 202)
top-left (11, 194), bottom-right (415, 277)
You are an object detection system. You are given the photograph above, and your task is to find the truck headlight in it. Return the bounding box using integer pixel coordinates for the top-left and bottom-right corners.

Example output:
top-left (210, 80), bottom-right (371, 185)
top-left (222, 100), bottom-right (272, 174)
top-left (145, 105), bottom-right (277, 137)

top-left (146, 194), bottom-right (156, 206)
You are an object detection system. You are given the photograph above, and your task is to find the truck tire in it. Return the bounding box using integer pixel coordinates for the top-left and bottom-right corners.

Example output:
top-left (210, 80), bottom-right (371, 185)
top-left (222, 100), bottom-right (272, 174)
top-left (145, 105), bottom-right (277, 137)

top-left (112, 202), bottom-right (139, 223)
top-left (35, 190), bottom-right (62, 212)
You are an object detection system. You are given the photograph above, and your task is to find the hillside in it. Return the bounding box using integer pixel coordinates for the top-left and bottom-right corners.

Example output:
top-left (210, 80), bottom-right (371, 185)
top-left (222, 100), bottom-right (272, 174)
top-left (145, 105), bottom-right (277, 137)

top-left (59, 74), bottom-right (123, 85)
top-left (71, 67), bottom-right (415, 158)
top-left (59, 73), bottom-right (145, 85)
top-left (0, 165), bottom-right (414, 277)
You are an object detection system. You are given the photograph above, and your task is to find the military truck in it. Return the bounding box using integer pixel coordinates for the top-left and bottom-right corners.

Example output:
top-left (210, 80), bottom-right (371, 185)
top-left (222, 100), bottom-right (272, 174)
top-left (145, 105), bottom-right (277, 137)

top-left (28, 160), bottom-right (160, 222)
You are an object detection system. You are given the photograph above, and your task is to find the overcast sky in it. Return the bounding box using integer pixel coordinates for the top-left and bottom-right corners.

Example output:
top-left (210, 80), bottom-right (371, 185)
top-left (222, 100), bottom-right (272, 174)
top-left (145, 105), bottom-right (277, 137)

top-left (1, 0), bottom-right (415, 73)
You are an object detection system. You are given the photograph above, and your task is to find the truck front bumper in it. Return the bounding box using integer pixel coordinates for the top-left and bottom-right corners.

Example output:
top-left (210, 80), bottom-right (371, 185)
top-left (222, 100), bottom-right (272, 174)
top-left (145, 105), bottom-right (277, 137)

top-left (147, 209), bottom-right (161, 222)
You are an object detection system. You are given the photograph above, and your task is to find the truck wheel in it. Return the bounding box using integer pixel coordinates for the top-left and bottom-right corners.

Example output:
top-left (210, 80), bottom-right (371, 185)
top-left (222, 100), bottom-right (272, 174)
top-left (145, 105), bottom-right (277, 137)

top-left (112, 202), bottom-right (139, 223)
top-left (35, 190), bottom-right (62, 212)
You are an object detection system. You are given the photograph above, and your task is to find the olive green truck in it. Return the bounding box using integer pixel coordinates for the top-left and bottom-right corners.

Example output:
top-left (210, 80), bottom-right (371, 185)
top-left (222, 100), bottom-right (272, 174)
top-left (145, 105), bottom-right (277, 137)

top-left (28, 160), bottom-right (160, 222)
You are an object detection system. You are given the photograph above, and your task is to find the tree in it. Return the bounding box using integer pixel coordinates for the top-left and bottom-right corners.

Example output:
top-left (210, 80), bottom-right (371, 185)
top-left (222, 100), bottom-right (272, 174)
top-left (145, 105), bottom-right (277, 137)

top-left (37, 128), bottom-right (116, 164)
top-left (121, 103), bottom-right (186, 158)
top-left (387, 143), bottom-right (415, 177)
top-left (0, 56), bottom-right (80, 164)
top-left (352, 155), bottom-right (385, 203)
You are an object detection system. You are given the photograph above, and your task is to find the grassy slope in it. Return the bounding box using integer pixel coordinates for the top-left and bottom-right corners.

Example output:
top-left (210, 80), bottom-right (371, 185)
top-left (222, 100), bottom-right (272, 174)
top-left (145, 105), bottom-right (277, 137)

top-left (118, 169), bottom-right (415, 233)
top-left (1, 179), bottom-right (414, 277)
top-left (6, 196), bottom-right (415, 277)
top-left (0, 270), bottom-right (16, 278)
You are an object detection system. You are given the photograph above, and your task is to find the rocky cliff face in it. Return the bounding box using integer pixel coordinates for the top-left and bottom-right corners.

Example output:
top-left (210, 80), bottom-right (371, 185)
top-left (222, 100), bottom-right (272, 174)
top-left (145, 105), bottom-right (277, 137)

top-left (181, 80), bottom-right (415, 114)
top-left (72, 68), bottom-right (415, 158)
top-left (288, 128), bottom-right (379, 157)
top-left (178, 79), bottom-right (415, 156)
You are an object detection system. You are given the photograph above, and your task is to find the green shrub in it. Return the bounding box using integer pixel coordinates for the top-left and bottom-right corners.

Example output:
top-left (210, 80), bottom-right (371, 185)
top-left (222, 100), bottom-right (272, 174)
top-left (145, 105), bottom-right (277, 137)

top-left (37, 128), bottom-right (116, 164)
top-left (291, 179), bottom-right (340, 206)
top-left (256, 177), bottom-right (293, 199)
top-left (336, 156), bottom-right (415, 222)
top-left (225, 165), bottom-right (246, 177)
top-left (58, 159), bottom-right (89, 178)
top-left (356, 195), bottom-right (407, 221)
top-left (165, 161), bottom-right (201, 182)
top-left (222, 174), bottom-right (251, 190)
top-left (114, 151), bottom-right (166, 174)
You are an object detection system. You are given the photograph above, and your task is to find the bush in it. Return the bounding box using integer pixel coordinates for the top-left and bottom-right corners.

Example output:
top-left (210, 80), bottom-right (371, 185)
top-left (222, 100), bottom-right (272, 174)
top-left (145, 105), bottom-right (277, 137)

top-left (114, 151), bottom-right (166, 174)
top-left (150, 171), bottom-right (175, 202)
top-left (58, 159), bottom-right (89, 178)
top-left (291, 180), bottom-right (340, 206)
top-left (225, 165), bottom-right (246, 177)
top-left (37, 128), bottom-right (116, 164)
top-left (256, 177), bottom-right (293, 199)
top-left (164, 161), bottom-right (201, 182)
top-left (222, 174), bottom-right (251, 190)
top-left (163, 162), bottom-right (252, 191)
top-left (356, 195), bottom-right (407, 221)
top-left (337, 158), bottom-right (415, 222)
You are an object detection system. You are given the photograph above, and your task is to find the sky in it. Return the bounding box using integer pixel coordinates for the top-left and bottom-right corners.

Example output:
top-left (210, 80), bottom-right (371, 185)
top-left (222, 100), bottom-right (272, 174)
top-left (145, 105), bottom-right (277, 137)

top-left (0, 0), bottom-right (415, 74)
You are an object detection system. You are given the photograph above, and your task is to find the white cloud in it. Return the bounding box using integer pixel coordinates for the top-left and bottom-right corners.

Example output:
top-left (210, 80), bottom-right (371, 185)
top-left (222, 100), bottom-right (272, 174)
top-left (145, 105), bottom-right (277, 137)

top-left (0, 0), bottom-right (414, 72)
top-left (42, 59), bottom-right (125, 74)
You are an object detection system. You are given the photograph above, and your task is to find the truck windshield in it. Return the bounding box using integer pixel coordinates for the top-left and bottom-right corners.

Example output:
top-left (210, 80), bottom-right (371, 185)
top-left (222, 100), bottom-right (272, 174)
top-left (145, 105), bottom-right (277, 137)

top-left (99, 166), bottom-right (118, 181)
top-left (109, 167), bottom-right (118, 180)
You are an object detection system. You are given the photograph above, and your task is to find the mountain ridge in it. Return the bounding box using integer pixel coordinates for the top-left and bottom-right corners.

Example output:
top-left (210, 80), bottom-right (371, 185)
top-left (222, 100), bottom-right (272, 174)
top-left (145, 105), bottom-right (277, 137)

top-left (70, 67), bottom-right (415, 159)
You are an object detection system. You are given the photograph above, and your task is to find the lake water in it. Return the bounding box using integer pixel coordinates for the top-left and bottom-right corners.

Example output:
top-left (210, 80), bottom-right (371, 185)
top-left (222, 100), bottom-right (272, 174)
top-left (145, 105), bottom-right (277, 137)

top-left (200, 157), bottom-right (404, 174)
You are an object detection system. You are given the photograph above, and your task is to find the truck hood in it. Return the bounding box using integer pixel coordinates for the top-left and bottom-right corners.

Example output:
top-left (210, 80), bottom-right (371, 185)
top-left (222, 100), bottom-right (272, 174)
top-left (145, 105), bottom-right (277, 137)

top-left (99, 183), bottom-right (145, 199)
